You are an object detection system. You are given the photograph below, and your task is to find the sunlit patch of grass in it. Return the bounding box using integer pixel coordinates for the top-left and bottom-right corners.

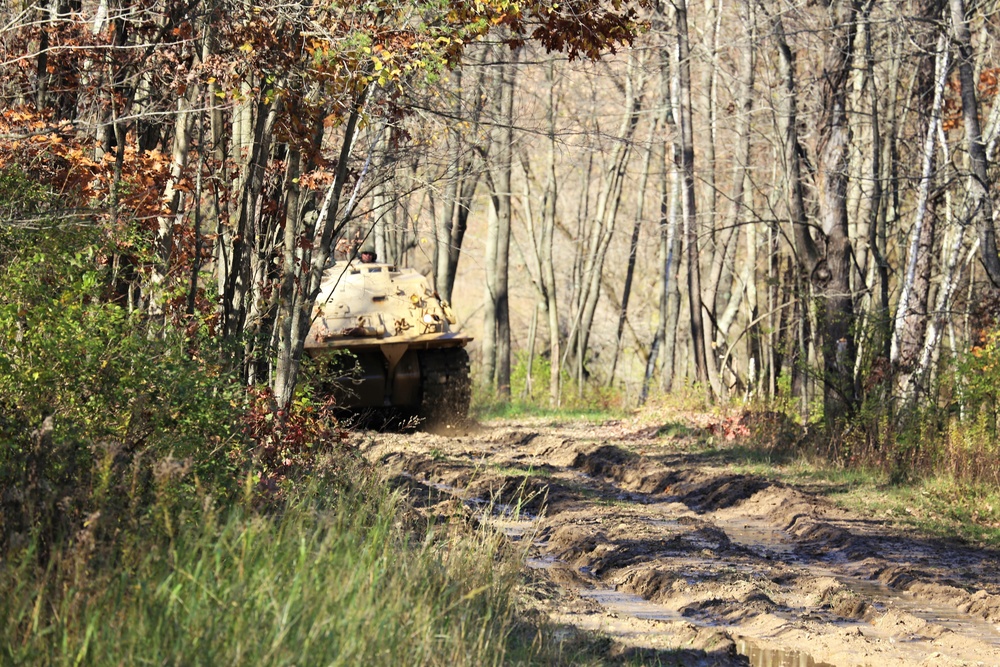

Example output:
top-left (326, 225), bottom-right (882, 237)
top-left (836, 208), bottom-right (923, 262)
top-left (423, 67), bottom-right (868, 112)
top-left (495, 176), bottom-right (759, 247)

top-left (729, 449), bottom-right (880, 489)
top-left (689, 444), bottom-right (797, 469)
top-left (634, 399), bottom-right (1000, 547)
top-left (695, 429), bottom-right (1000, 547)
top-left (472, 397), bottom-right (625, 423)
top-left (639, 386), bottom-right (718, 417)
top-left (827, 477), bottom-right (1000, 546)
top-left (651, 421), bottom-right (698, 439)
top-left (595, 497), bottom-right (633, 508)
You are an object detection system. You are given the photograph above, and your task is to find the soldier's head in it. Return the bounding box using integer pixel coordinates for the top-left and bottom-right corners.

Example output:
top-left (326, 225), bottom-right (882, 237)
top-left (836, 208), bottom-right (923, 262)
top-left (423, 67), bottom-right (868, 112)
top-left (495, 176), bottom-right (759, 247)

top-left (359, 242), bottom-right (377, 263)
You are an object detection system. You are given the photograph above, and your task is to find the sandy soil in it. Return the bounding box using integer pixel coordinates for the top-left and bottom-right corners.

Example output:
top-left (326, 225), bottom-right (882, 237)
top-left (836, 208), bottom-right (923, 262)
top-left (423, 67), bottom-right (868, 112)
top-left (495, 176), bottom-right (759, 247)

top-left (358, 415), bottom-right (1000, 666)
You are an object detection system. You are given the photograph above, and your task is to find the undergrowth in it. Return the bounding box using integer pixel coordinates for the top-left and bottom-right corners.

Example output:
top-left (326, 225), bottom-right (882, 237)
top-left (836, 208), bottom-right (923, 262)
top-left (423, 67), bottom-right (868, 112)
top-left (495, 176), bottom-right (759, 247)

top-left (0, 459), bottom-right (536, 666)
top-left (719, 327), bottom-right (1000, 547)
top-left (473, 353), bottom-right (628, 421)
top-left (472, 396), bottom-right (625, 422)
top-left (684, 413), bottom-right (1000, 547)
top-left (630, 342), bottom-right (1000, 547)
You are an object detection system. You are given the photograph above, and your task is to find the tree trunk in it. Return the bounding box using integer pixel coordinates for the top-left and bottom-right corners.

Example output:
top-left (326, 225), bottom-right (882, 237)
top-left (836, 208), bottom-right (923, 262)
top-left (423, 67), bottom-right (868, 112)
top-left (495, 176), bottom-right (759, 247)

top-left (772, 0), bottom-right (859, 425)
top-left (865, 0), bottom-right (893, 357)
top-left (892, 32), bottom-right (948, 396)
top-left (272, 90), bottom-right (366, 409)
top-left (541, 61), bottom-right (561, 405)
top-left (700, 0), bottom-right (719, 246)
top-left (814, 0), bottom-right (860, 424)
top-left (950, 0), bottom-right (1000, 286)
top-left (676, 0), bottom-right (711, 394)
top-left (610, 116), bottom-right (659, 385)
top-left (483, 49), bottom-right (517, 397)
top-left (221, 88), bottom-right (276, 346)
top-left (705, 0), bottom-right (756, 396)
top-left (434, 51), bottom-right (490, 303)
top-left (564, 53), bottom-right (644, 381)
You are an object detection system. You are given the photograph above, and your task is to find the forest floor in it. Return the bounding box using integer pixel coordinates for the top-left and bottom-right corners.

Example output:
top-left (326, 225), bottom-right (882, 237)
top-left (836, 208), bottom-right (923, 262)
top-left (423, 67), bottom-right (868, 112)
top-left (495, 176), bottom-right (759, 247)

top-left (355, 411), bottom-right (1000, 666)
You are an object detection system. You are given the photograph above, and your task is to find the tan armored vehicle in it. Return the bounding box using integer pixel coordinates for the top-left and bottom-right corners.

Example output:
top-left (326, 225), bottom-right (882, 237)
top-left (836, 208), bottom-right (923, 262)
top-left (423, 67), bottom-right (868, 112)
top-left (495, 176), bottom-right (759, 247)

top-left (304, 259), bottom-right (472, 426)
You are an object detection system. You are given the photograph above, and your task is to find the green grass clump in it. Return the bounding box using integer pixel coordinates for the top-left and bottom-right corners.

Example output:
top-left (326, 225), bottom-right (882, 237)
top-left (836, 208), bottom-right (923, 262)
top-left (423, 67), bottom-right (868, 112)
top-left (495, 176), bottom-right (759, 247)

top-left (1, 465), bottom-right (527, 666)
top-left (702, 404), bottom-right (1000, 547)
top-left (472, 397), bottom-right (624, 422)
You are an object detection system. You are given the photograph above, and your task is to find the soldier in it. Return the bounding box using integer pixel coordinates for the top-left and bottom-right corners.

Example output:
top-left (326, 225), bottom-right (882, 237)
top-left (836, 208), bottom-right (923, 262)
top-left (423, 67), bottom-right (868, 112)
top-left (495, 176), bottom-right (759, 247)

top-left (359, 243), bottom-right (377, 263)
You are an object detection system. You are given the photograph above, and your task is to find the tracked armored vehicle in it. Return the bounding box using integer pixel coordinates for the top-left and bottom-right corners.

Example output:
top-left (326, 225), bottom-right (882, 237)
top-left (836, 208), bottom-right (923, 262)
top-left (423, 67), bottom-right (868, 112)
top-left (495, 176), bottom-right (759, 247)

top-left (304, 260), bottom-right (472, 427)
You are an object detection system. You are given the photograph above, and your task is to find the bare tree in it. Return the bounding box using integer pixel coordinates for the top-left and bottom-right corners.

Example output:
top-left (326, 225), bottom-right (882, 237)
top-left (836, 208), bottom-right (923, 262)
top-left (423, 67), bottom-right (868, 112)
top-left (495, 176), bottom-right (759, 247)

top-left (483, 49), bottom-right (519, 397)
top-left (950, 0), bottom-right (1000, 287)
top-left (563, 53), bottom-right (645, 386)
top-left (892, 30), bottom-right (949, 401)
top-left (676, 0), bottom-right (712, 394)
top-left (434, 52), bottom-right (491, 302)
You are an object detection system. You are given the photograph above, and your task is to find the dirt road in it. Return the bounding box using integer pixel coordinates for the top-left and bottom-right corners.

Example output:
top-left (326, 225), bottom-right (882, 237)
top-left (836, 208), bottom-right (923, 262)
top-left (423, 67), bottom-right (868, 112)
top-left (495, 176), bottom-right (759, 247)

top-left (360, 415), bottom-right (1000, 666)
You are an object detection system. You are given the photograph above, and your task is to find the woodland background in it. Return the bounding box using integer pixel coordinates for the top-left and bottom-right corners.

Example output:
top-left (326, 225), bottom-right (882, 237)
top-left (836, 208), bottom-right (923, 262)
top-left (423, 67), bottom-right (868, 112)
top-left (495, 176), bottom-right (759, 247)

top-left (2, 0), bottom-right (1000, 492)
top-left (4, 0), bottom-right (1000, 661)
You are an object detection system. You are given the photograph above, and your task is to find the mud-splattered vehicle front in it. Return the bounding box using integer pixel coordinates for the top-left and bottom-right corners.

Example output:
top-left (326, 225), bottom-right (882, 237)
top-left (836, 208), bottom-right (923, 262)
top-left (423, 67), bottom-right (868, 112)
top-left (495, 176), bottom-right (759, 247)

top-left (304, 260), bottom-right (471, 428)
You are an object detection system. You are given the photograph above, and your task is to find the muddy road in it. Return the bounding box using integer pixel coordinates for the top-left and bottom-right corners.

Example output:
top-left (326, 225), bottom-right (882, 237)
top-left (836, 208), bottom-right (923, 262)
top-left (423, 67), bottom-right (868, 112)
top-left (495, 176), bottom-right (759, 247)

top-left (359, 416), bottom-right (1000, 666)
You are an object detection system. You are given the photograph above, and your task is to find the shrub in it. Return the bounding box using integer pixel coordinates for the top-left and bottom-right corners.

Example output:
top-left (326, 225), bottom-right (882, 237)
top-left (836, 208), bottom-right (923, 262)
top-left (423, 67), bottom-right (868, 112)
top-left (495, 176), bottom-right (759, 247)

top-left (0, 224), bottom-right (243, 559)
top-left (241, 385), bottom-right (349, 498)
top-left (958, 327), bottom-right (1000, 434)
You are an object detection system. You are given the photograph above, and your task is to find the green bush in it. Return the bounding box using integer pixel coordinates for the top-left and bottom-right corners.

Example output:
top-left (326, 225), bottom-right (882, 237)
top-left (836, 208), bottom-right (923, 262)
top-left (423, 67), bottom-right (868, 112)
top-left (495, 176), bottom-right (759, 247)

top-left (0, 175), bottom-right (557, 667)
top-left (0, 224), bottom-right (243, 558)
top-left (958, 328), bottom-right (1000, 434)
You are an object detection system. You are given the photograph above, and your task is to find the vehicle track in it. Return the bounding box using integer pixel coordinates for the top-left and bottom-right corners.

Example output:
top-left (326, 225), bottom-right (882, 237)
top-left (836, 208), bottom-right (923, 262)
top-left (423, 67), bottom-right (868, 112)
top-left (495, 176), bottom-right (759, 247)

top-left (417, 348), bottom-right (471, 428)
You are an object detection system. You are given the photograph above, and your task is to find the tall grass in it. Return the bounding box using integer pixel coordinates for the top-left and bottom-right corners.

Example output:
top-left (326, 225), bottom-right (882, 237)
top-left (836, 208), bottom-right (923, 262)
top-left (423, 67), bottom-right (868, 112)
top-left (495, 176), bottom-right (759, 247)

top-left (1, 463), bottom-right (527, 666)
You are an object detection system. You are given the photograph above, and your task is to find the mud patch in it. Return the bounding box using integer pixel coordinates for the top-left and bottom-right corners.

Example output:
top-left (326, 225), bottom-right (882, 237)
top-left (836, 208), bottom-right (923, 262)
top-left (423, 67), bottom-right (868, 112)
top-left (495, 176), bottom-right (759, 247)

top-left (680, 587), bottom-right (779, 624)
top-left (674, 474), bottom-right (772, 511)
top-left (484, 428), bottom-right (540, 447)
top-left (569, 444), bottom-right (680, 494)
top-left (736, 638), bottom-right (834, 667)
top-left (364, 416), bottom-right (1000, 666)
top-left (466, 474), bottom-right (554, 515)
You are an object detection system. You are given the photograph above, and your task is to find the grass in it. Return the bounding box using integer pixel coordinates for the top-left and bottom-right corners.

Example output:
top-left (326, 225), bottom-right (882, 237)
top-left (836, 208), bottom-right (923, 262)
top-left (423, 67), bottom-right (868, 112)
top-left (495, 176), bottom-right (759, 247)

top-left (472, 398), bottom-right (626, 423)
top-left (726, 449), bottom-right (877, 492)
top-left (489, 464), bottom-right (554, 479)
top-left (0, 452), bottom-right (669, 667)
top-left (0, 460), bottom-right (537, 667)
top-left (683, 415), bottom-right (1000, 548)
top-left (620, 391), bottom-right (1000, 547)
top-left (827, 477), bottom-right (1000, 546)
top-left (472, 373), bottom-right (630, 423)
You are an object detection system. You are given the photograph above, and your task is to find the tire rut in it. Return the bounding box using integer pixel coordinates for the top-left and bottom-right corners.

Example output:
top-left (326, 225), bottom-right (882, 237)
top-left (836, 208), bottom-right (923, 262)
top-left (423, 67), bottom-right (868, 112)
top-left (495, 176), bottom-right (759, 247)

top-left (361, 418), bottom-right (1000, 666)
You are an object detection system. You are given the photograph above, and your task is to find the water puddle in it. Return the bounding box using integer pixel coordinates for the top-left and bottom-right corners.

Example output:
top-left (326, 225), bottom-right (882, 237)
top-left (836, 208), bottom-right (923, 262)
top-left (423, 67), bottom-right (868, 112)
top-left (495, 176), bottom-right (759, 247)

top-left (490, 516), bottom-right (537, 540)
top-left (718, 518), bottom-right (798, 557)
top-left (402, 473), bottom-right (468, 499)
top-left (402, 468), bottom-right (1000, 660)
top-left (577, 587), bottom-right (688, 624)
top-left (576, 587), bottom-right (837, 665)
top-left (736, 638), bottom-right (834, 667)
top-left (526, 554), bottom-right (558, 569)
top-left (649, 517), bottom-right (743, 553)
